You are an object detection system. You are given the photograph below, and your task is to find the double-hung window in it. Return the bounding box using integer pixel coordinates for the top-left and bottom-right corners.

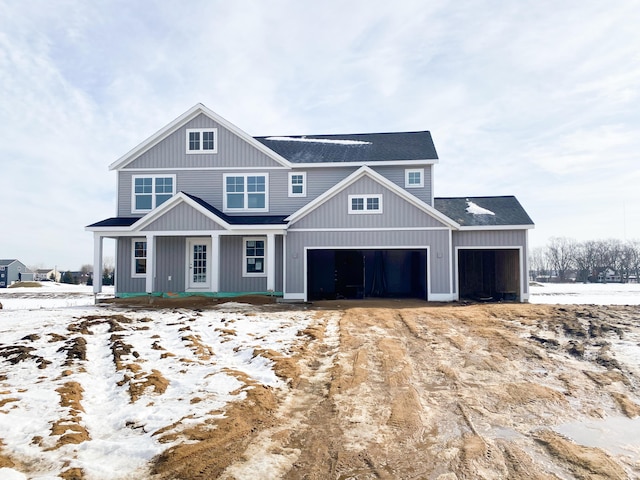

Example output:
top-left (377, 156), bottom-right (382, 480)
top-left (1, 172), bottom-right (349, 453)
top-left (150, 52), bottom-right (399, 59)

top-left (405, 168), bottom-right (424, 188)
top-left (186, 128), bottom-right (218, 153)
top-left (132, 175), bottom-right (176, 213)
top-left (348, 194), bottom-right (383, 214)
top-left (243, 237), bottom-right (266, 277)
top-left (224, 173), bottom-right (268, 212)
top-left (288, 172), bottom-right (306, 197)
top-left (132, 239), bottom-right (147, 277)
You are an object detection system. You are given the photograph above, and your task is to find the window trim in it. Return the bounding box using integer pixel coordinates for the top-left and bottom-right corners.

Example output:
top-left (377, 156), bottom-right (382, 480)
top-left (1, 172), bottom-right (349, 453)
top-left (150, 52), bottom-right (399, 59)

top-left (243, 237), bottom-right (267, 278)
top-left (131, 238), bottom-right (147, 278)
top-left (131, 174), bottom-right (176, 213)
top-left (348, 194), bottom-right (383, 214)
top-left (186, 128), bottom-right (218, 154)
top-left (405, 168), bottom-right (424, 188)
top-left (223, 173), bottom-right (269, 212)
top-left (288, 172), bottom-right (307, 197)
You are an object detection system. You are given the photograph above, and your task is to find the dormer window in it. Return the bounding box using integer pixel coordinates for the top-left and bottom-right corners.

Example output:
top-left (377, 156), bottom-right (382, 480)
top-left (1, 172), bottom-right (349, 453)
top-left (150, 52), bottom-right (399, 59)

top-left (186, 128), bottom-right (218, 154)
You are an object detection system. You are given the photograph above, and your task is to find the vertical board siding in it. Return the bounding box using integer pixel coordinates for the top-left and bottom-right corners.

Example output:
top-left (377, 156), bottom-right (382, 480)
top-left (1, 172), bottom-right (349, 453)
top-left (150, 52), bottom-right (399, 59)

top-left (154, 237), bottom-right (186, 292)
top-left (116, 237), bottom-right (145, 293)
top-left (285, 230), bottom-right (451, 296)
top-left (219, 236), bottom-right (267, 292)
top-left (141, 203), bottom-right (225, 231)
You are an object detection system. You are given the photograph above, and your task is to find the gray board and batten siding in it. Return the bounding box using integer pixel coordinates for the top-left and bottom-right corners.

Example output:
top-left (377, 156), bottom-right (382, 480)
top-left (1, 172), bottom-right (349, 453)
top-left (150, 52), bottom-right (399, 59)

top-left (140, 202), bottom-right (226, 232)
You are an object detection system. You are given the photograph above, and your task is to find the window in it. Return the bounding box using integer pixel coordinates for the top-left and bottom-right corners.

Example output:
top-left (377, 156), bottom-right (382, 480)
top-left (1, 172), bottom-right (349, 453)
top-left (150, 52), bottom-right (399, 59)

top-left (405, 168), bottom-right (424, 188)
top-left (243, 238), bottom-right (266, 276)
top-left (132, 239), bottom-right (147, 277)
top-left (224, 173), bottom-right (268, 212)
top-left (132, 175), bottom-right (176, 213)
top-left (186, 128), bottom-right (218, 154)
top-left (288, 172), bottom-right (307, 197)
top-left (348, 194), bottom-right (383, 214)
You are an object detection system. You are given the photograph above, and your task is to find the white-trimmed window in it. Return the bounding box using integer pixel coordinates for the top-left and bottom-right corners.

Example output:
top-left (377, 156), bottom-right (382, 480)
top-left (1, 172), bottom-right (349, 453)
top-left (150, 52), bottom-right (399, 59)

top-left (186, 128), bottom-right (218, 154)
top-left (288, 172), bottom-right (307, 197)
top-left (405, 168), bottom-right (424, 188)
top-left (224, 173), bottom-right (268, 212)
top-left (132, 175), bottom-right (176, 213)
top-left (132, 239), bottom-right (147, 277)
top-left (243, 237), bottom-right (266, 277)
top-left (348, 194), bottom-right (383, 214)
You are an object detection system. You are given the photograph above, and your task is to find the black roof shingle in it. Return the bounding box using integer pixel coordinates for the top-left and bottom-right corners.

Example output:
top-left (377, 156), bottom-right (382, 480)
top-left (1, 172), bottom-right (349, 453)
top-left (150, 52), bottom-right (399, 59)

top-left (434, 196), bottom-right (534, 227)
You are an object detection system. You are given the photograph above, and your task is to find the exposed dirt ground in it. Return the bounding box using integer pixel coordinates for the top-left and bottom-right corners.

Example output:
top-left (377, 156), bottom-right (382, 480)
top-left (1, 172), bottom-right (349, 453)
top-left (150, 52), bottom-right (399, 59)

top-left (148, 300), bottom-right (640, 479)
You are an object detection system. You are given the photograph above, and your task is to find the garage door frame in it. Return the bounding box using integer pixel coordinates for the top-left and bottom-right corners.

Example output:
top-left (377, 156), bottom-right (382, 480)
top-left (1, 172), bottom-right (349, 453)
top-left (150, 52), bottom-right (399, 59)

top-left (304, 245), bottom-right (431, 302)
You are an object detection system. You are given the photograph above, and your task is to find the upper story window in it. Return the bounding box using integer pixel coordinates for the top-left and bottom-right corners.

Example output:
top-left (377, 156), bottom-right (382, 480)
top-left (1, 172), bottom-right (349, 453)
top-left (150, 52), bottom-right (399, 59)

top-left (132, 175), bottom-right (176, 213)
top-left (131, 239), bottom-right (147, 277)
top-left (186, 128), bottom-right (218, 154)
top-left (223, 173), bottom-right (268, 212)
top-left (288, 172), bottom-right (307, 197)
top-left (405, 168), bottom-right (424, 188)
top-left (348, 194), bottom-right (383, 214)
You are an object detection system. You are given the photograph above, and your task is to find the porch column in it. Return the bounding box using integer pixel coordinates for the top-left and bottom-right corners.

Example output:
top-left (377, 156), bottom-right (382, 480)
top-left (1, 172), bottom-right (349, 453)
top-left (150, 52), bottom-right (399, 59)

top-left (211, 233), bottom-right (219, 292)
top-left (146, 234), bottom-right (155, 294)
top-left (93, 233), bottom-right (103, 294)
top-left (267, 233), bottom-right (276, 291)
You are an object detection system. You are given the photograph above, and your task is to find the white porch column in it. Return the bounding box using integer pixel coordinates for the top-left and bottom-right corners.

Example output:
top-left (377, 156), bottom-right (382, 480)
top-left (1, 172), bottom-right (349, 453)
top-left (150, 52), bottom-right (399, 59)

top-left (211, 233), bottom-right (219, 292)
top-left (93, 233), bottom-right (103, 294)
top-left (267, 233), bottom-right (276, 291)
top-left (146, 234), bottom-right (155, 294)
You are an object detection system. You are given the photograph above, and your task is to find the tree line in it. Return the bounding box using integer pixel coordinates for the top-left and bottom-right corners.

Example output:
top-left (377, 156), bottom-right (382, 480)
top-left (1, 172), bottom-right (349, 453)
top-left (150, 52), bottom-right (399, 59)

top-left (530, 237), bottom-right (640, 283)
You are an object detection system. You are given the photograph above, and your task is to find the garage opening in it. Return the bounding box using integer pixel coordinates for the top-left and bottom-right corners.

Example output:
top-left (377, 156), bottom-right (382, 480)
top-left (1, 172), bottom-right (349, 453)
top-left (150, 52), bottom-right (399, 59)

top-left (307, 249), bottom-right (427, 301)
top-left (458, 249), bottom-right (520, 301)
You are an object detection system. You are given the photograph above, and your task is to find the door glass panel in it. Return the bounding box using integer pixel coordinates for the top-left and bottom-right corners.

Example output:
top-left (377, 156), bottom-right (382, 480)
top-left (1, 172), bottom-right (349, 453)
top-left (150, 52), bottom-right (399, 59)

top-left (192, 244), bottom-right (207, 283)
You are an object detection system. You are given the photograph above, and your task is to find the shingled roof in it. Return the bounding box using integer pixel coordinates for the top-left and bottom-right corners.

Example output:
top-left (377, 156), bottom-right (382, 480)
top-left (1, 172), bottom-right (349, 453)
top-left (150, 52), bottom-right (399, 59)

top-left (434, 196), bottom-right (534, 227)
top-left (254, 131), bottom-right (438, 164)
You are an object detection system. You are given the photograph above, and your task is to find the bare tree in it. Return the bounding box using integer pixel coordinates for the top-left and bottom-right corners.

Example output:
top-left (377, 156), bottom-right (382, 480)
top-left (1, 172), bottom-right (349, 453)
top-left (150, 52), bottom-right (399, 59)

top-left (546, 237), bottom-right (577, 282)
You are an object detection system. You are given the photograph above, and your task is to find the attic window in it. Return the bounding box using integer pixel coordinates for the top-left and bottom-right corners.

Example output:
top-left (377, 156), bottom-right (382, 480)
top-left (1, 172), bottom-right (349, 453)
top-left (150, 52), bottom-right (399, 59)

top-left (186, 128), bottom-right (218, 154)
top-left (349, 194), bottom-right (382, 214)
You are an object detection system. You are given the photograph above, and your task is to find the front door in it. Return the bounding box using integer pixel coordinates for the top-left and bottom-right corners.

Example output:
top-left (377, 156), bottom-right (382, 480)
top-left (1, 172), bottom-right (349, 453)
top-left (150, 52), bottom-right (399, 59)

top-left (187, 238), bottom-right (211, 290)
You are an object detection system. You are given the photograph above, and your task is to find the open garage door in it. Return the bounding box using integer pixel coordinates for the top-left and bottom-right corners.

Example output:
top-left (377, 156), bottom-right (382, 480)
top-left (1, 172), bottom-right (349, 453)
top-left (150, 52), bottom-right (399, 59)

top-left (458, 249), bottom-right (520, 301)
top-left (307, 249), bottom-right (427, 301)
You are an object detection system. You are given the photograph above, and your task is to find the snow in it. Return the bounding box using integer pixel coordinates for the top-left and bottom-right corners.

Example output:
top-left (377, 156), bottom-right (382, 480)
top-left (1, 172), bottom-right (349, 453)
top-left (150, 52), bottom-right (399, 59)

top-left (264, 136), bottom-right (372, 145)
top-left (0, 286), bottom-right (315, 479)
top-left (529, 282), bottom-right (640, 305)
top-left (466, 200), bottom-right (495, 216)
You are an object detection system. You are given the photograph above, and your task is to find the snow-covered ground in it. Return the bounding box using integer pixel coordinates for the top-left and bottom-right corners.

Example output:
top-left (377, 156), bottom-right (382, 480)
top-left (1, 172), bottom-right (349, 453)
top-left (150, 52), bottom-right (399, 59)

top-left (530, 282), bottom-right (640, 305)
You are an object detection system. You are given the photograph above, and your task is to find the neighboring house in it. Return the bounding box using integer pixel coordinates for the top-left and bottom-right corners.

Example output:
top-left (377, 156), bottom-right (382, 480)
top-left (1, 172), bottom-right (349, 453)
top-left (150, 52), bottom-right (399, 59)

top-left (0, 259), bottom-right (35, 287)
top-left (87, 104), bottom-right (534, 302)
top-left (34, 268), bottom-right (61, 282)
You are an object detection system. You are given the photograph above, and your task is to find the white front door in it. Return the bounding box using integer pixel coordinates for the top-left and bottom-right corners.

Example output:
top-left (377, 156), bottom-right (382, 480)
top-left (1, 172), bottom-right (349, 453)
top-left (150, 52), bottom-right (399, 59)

top-left (187, 238), bottom-right (212, 290)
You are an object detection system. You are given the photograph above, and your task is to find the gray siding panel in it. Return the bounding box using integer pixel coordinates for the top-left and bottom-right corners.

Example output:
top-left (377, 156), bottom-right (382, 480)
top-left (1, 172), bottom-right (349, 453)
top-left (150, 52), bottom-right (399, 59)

top-left (373, 165), bottom-right (433, 205)
top-left (290, 176), bottom-right (447, 230)
top-left (116, 237), bottom-right (145, 293)
top-left (219, 236), bottom-right (267, 292)
top-left (154, 237), bottom-right (186, 292)
top-left (141, 203), bottom-right (225, 231)
top-left (285, 230), bottom-right (451, 296)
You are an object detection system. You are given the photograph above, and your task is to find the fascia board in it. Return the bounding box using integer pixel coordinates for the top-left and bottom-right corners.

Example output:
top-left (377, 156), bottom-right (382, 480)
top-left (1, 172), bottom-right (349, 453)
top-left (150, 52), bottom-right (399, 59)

top-left (110, 103), bottom-right (292, 171)
top-left (293, 159), bottom-right (439, 168)
top-left (457, 224), bottom-right (535, 230)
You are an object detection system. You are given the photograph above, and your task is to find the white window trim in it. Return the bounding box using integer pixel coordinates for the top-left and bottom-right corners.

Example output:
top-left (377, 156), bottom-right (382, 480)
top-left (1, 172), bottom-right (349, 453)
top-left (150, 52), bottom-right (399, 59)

top-left (223, 173), bottom-right (269, 212)
top-left (131, 174), bottom-right (177, 214)
top-left (131, 238), bottom-right (147, 278)
top-left (288, 171), bottom-right (307, 197)
top-left (405, 168), bottom-right (424, 188)
top-left (243, 237), bottom-right (267, 277)
top-left (348, 194), bottom-right (383, 214)
top-left (186, 128), bottom-right (218, 154)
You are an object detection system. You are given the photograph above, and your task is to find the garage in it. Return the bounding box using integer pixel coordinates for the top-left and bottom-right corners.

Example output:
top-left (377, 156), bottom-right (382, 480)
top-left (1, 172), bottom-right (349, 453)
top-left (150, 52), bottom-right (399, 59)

top-left (457, 248), bottom-right (520, 301)
top-left (307, 249), bottom-right (427, 301)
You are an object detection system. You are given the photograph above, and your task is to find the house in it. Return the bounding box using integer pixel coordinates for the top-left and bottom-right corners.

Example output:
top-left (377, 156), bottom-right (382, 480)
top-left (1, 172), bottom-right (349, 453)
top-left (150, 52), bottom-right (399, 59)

top-left (87, 104), bottom-right (534, 302)
top-left (0, 259), bottom-right (35, 287)
top-left (34, 268), bottom-right (61, 282)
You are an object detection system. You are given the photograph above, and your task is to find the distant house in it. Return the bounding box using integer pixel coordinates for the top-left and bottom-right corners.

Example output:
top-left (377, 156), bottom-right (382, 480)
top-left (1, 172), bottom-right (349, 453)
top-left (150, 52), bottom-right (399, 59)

top-left (0, 259), bottom-right (35, 287)
top-left (34, 268), bottom-right (61, 282)
top-left (87, 104), bottom-right (534, 302)
top-left (597, 268), bottom-right (622, 283)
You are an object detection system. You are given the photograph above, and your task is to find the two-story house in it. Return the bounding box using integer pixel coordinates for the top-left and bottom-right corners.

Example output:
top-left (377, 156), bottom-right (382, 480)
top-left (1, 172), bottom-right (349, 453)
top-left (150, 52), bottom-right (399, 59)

top-left (0, 259), bottom-right (34, 287)
top-left (87, 104), bottom-right (534, 302)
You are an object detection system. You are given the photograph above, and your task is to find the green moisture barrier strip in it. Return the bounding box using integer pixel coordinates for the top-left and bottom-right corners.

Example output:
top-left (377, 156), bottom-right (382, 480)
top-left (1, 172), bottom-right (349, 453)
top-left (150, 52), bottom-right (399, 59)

top-left (116, 291), bottom-right (283, 299)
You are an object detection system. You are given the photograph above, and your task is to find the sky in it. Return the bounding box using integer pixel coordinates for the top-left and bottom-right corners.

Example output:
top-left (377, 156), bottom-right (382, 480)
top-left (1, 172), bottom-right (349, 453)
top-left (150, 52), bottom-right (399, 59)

top-left (1, 0), bottom-right (639, 270)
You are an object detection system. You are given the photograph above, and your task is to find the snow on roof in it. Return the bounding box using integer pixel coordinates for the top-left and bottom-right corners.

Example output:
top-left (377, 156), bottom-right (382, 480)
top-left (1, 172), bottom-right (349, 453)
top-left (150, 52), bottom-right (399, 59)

top-left (466, 200), bottom-right (495, 216)
top-left (264, 136), bottom-right (372, 145)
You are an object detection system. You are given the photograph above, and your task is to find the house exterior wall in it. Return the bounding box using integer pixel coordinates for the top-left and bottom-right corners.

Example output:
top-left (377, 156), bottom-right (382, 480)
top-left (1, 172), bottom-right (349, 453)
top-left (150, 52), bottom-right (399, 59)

top-left (218, 235), bottom-right (283, 292)
top-left (285, 229), bottom-right (452, 299)
top-left (140, 203), bottom-right (225, 231)
top-left (452, 229), bottom-right (529, 296)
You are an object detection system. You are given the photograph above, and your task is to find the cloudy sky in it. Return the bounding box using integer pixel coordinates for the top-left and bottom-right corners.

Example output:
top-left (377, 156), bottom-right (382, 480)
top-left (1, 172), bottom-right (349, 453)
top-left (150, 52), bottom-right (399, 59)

top-left (1, 0), bottom-right (639, 270)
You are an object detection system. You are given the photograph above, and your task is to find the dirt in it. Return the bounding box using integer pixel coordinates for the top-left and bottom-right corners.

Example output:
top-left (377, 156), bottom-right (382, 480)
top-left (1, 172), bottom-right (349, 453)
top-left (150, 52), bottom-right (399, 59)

top-left (149, 301), bottom-right (640, 479)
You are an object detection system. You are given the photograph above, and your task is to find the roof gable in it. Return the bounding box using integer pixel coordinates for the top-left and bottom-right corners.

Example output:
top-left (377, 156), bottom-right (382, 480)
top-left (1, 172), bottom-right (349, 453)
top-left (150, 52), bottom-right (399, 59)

top-left (286, 166), bottom-right (459, 228)
top-left (109, 104), bottom-right (292, 171)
